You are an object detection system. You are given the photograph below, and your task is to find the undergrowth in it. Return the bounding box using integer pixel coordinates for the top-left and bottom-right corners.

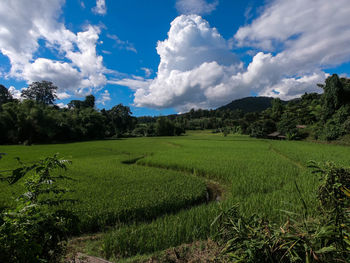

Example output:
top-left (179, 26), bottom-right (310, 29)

top-left (215, 161), bottom-right (350, 262)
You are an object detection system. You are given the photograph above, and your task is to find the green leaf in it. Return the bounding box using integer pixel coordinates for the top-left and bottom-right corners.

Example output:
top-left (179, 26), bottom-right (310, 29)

top-left (314, 246), bottom-right (336, 254)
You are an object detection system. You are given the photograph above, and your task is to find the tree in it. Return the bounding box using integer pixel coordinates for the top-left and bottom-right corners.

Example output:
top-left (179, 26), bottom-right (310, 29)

top-left (67, 100), bottom-right (83, 110)
top-left (21, 81), bottom-right (58, 105)
top-left (68, 95), bottom-right (95, 110)
top-left (321, 74), bottom-right (344, 119)
top-left (0, 84), bottom-right (13, 106)
top-left (83, 94), bottom-right (95, 108)
top-left (107, 104), bottom-right (134, 136)
top-left (270, 98), bottom-right (284, 121)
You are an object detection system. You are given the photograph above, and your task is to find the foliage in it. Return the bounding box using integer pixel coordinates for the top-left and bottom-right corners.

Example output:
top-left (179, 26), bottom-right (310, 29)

top-left (0, 84), bottom-right (13, 106)
top-left (21, 81), bottom-right (58, 105)
top-left (102, 104), bottom-right (136, 137)
top-left (67, 95), bottom-right (95, 109)
top-left (249, 119), bottom-right (276, 138)
top-left (0, 84), bottom-right (138, 144)
top-left (155, 117), bottom-right (185, 136)
top-left (215, 161), bottom-right (350, 262)
top-left (218, 96), bottom-right (284, 113)
top-left (320, 74), bottom-right (346, 119)
top-left (0, 154), bottom-right (75, 263)
top-left (149, 74), bottom-right (350, 142)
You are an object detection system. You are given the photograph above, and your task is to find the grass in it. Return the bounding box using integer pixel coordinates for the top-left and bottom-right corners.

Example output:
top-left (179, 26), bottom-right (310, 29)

top-left (2, 131), bottom-right (350, 260)
top-left (0, 138), bottom-right (208, 232)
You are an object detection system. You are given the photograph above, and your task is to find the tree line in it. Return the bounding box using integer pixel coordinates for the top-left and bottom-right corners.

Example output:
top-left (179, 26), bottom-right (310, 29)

top-left (1, 74), bottom-right (349, 144)
top-left (0, 81), bottom-right (184, 145)
top-left (154, 74), bottom-right (350, 141)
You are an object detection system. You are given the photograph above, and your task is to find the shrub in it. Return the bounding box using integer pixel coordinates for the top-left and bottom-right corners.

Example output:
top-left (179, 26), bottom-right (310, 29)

top-left (0, 154), bottom-right (76, 263)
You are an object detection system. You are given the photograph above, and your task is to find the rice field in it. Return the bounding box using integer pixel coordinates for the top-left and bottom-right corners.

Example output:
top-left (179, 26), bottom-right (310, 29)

top-left (1, 131), bottom-right (350, 260)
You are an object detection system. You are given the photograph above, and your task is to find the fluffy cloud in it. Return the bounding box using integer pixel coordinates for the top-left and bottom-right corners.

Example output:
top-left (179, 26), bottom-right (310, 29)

top-left (92, 0), bottom-right (107, 15)
top-left (234, 0), bottom-right (350, 70)
top-left (0, 0), bottom-right (107, 97)
top-left (130, 15), bottom-right (242, 111)
top-left (8, 86), bottom-right (21, 100)
top-left (121, 0), bottom-right (350, 112)
top-left (176, 0), bottom-right (218, 15)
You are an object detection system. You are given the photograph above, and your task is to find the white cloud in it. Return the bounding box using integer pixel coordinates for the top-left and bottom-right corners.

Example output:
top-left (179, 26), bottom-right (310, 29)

top-left (56, 102), bottom-right (68, 108)
top-left (107, 34), bottom-right (137, 53)
top-left (57, 91), bottom-right (72, 100)
top-left (176, 0), bottom-right (218, 15)
top-left (0, 0), bottom-right (107, 97)
top-left (130, 15), bottom-right (245, 111)
top-left (109, 77), bottom-right (152, 91)
top-left (92, 0), bottom-right (106, 15)
top-left (141, 67), bottom-right (152, 78)
top-left (117, 0), bottom-right (350, 112)
top-left (8, 86), bottom-right (21, 100)
top-left (97, 89), bottom-right (111, 105)
top-left (234, 0), bottom-right (350, 69)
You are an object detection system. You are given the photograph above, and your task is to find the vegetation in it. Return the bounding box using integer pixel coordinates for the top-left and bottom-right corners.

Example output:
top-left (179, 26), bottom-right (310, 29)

top-left (2, 74), bottom-right (350, 145)
top-left (137, 74), bottom-right (350, 142)
top-left (0, 154), bottom-right (75, 263)
top-left (215, 162), bottom-right (350, 262)
top-left (218, 96), bottom-right (286, 113)
top-left (2, 132), bottom-right (350, 261)
top-left (0, 81), bottom-right (186, 145)
top-left (2, 75), bottom-right (350, 261)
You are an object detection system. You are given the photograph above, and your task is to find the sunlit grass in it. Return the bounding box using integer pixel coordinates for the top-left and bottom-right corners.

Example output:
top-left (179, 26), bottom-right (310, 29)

top-left (2, 131), bottom-right (350, 258)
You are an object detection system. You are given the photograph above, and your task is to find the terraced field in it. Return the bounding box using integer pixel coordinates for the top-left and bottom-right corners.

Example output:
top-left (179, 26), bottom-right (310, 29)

top-left (1, 131), bottom-right (350, 260)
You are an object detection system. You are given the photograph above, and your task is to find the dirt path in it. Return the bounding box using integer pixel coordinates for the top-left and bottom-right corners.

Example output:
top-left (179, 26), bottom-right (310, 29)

top-left (68, 253), bottom-right (113, 263)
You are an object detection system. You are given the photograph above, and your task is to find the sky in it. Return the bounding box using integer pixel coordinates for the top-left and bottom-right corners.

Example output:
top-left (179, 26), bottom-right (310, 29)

top-left (1, 0), bottom-right (350, 116)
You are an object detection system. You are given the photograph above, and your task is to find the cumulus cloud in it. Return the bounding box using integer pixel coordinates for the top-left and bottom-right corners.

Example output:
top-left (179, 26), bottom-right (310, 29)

top-left (234, 0), bottom-right (350, 70)
top-left (8, 86), bottom-right (21, 100)
top-left (176, 0), bottom-right (218, 15)
top-left (0, 0), bottom-right (107, 98)
top-left (92, 0), bottom-right (107, 15)
top-left (116, 0), bottom-right (350, 112)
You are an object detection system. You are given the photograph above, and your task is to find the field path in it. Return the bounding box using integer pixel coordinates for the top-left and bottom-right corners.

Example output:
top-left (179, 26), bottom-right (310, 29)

top-left (127, 156), bottom-right (227, 202)
top-left (267, 142), bottom-right (306, 170)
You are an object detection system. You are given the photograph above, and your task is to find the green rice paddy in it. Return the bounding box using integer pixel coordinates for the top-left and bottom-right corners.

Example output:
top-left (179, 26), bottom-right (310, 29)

top-left (1, 131), bottom-right (350, 259)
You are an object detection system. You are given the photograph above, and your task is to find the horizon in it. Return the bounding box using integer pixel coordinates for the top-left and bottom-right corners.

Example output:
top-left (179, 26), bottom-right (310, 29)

top-left (1, 0), bottom-right (350, 116)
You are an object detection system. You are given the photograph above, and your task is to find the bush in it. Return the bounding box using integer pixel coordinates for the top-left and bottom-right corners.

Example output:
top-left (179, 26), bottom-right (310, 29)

top-left (0, 154), bottom-right (77, 263)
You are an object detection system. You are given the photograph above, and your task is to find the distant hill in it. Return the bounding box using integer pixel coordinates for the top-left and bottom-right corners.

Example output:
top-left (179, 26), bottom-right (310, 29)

top-left (218, 96), bottom-right (287, 113)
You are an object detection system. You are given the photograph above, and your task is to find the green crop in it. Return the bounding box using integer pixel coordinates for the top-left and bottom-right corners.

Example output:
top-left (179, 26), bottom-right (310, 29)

top-left (2, 131), bottom-right (350, 259)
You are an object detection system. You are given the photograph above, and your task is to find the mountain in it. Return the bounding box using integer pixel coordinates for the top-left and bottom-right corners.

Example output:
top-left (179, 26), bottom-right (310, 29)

top-left (218, 97), bottom-right (287, 113)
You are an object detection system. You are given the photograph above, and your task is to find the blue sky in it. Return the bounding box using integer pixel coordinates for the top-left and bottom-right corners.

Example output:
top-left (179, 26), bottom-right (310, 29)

top-left (1, 0), bottom-right (350, 116)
